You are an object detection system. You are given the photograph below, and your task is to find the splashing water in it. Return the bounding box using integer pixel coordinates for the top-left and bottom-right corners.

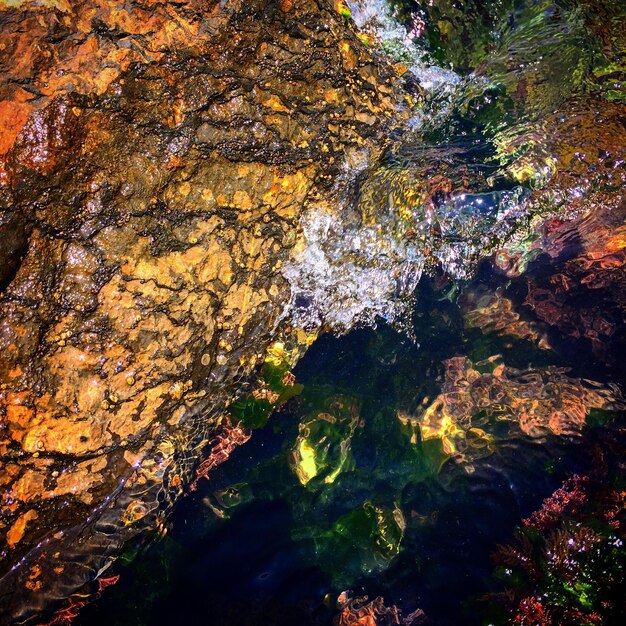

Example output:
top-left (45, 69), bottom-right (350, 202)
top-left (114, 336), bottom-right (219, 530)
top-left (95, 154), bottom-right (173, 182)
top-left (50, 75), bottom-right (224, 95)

top-left (283, 2), bottom-right (503, 332)
top-left (348, 0), bottom-right (465, 122)
top-left (284, 0), bottom-right (624, 334)
top-left (283, 203), bottom-right (425, 332)
top-left (283, 179), bottom-right (531, 332)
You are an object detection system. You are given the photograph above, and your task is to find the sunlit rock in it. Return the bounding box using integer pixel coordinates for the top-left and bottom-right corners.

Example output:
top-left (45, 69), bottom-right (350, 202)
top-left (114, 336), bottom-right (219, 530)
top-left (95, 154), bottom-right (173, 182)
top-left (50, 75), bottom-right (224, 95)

top-left (0, 0), bottom-right (409, 619)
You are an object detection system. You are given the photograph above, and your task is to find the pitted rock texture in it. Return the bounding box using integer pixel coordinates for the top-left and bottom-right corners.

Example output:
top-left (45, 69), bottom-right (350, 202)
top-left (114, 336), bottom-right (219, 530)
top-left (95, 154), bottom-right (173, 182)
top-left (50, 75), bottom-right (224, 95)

top-left (0, 0), bottom-right (409, 620)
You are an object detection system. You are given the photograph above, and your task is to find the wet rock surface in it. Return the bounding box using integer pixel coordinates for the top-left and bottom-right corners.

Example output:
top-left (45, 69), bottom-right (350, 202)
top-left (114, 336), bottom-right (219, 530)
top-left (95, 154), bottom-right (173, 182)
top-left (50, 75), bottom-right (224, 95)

top-left (0, 0), bottom-right (411, 620)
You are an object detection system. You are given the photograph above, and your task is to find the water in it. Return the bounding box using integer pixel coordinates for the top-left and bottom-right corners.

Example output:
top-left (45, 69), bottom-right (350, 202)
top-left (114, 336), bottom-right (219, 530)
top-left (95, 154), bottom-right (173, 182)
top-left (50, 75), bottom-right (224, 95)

top-left (284, 0), bottom-right (625, 334)
top-left (74, 268), bottom-right (625, 625)
top-left (72, 1), bottom-right (626, 625)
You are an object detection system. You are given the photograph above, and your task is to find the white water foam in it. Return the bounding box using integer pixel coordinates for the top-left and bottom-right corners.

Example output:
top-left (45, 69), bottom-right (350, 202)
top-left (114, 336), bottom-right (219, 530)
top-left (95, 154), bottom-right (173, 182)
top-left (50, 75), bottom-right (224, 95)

top-left (282, 2), bottom-right (533, 333)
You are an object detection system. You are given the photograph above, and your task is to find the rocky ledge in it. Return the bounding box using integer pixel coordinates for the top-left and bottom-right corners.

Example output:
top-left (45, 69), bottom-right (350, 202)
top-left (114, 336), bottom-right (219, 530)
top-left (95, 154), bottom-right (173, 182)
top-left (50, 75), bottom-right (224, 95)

top-left (0, 0), bottom-right (414, 621)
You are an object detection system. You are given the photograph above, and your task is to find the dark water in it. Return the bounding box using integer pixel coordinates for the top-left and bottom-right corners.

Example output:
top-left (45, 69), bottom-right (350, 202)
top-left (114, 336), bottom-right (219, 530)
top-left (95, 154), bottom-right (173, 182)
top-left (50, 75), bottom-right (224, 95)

top-left (74, 266), bottom-right (626, 626)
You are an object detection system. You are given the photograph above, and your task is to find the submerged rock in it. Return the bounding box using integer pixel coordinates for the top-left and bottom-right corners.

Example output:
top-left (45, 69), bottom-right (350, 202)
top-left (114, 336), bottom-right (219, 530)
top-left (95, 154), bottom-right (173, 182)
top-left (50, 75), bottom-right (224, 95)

top-left (413, 355), bottom-right (625, 451)
top-left (335, 591), bottom-right (427, 625)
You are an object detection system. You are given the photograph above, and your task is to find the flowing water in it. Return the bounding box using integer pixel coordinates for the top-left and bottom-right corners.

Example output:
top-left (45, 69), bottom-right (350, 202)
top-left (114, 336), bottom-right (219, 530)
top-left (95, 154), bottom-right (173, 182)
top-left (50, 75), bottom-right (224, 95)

top-left (74, 273), bottom-right (626, 625)
top-left (284, 0), bottom-right (624, 333)
top-left (72, 1), bottom-right (626, 624)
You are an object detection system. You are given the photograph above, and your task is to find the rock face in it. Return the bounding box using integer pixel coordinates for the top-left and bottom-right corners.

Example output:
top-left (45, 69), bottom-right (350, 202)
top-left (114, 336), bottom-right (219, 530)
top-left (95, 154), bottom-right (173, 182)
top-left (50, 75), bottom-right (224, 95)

top-left (0, 0), bottom-right (410, 620)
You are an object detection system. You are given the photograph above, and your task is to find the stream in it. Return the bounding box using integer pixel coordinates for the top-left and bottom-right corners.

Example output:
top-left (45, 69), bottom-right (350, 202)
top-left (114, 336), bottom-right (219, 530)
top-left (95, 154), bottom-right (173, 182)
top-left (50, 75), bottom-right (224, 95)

top-left (68, 1), bottom-right (626, 624)
top-left (75, 272), bottom-right (626, 625)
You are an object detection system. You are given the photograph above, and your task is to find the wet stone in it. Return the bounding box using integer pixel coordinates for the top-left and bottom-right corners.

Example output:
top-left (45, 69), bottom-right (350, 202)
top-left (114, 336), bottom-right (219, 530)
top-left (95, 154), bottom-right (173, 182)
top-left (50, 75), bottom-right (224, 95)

top-left (0, 0), bottom-right (407, 621)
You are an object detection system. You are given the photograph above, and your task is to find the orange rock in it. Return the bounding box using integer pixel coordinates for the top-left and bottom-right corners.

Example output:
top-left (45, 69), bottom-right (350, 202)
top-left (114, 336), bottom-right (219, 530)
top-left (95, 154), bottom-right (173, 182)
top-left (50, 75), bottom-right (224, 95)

top-left (6, 510), bottom-right (39, 548)
top-left (0, 0), bottom-right (406, 617)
